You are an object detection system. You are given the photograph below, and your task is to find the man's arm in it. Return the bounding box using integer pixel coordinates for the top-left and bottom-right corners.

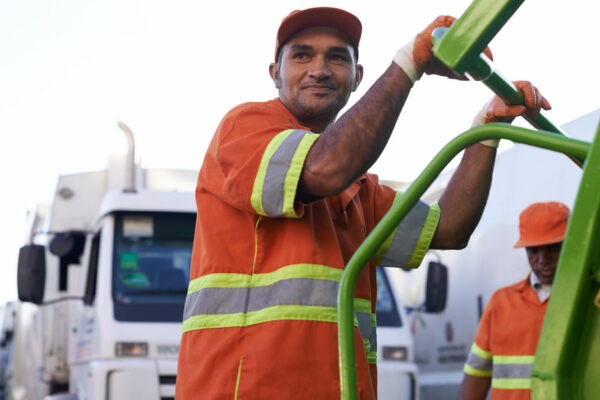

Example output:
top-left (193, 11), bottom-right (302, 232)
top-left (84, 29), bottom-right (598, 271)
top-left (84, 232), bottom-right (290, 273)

top-left (459, 375), bottom-right (491, 400)
top-left (300, 16), bottom-right (460, 200)
top-left (430, 81), bottom-right (550, 249)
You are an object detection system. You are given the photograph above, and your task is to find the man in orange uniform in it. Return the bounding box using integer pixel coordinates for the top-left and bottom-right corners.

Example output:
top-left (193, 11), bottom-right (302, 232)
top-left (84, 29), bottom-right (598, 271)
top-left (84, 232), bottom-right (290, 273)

top-left (459, 201), bottom-right (570, 400)
top-left (176, 7), bottom-right (549, 399)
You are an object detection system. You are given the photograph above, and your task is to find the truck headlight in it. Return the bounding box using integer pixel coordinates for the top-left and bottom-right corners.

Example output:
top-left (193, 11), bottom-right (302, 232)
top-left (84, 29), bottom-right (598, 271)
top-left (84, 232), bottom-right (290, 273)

top-left (382, 346), bottom-right (408, 361)
top-left (115, 342), bottom-right (148, 357)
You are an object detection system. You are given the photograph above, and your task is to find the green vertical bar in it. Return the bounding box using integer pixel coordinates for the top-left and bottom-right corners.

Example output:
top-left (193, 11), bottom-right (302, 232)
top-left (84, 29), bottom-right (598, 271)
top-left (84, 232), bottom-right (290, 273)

top-left (531, 120), bottom-right (600, 399)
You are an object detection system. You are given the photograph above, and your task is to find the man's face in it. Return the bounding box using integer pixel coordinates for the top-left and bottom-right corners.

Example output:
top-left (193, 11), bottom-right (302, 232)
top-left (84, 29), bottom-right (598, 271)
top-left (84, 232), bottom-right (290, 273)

top-left (270, 26), bottom-right (363, 129)
top-left (526, 242), bottom-right (562, 285)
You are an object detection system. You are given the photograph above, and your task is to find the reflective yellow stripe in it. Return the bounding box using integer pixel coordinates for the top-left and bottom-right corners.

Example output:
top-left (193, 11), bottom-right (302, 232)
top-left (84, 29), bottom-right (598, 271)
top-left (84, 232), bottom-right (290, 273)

top-left (463, 364), bottom-right (492, 378)
top-left (187, 264), bottom-right (343, 294)
top-left (472, 342), bottom-right (492, 359)
top-left (493, 355), bottom-right (535, 364)
top-left (354, 298), bottom-right (371, 314)
top-left (182, 304), bottom-right (350, 332)
top-left (492, 378), bottom-right (531, 390)
top-left (405, 203), bottom-right (441, 268)
top-left (368, 351), bottom-right (377, 364)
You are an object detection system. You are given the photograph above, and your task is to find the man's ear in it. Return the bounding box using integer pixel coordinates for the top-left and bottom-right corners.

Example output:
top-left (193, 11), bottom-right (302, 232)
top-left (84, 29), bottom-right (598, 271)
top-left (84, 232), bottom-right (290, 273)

top-left (352, 64), bottom-right (364, 92)
top-left (269, 63), bottom-right (281, 89)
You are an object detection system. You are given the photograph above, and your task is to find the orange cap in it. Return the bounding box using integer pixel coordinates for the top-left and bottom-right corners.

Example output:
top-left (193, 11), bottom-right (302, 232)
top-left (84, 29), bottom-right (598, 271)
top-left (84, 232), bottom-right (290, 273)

top-left (514, 201), bottom-right (570, 248)
top-left (274, 7), bottom-right (362, 61)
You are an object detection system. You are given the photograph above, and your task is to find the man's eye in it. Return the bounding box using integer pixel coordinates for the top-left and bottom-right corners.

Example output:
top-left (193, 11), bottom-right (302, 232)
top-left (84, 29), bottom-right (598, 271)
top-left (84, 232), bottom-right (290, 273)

top-left (331, 54), bottom-right (349, 62)
top-left (293, 52), bottom-right (308, 59)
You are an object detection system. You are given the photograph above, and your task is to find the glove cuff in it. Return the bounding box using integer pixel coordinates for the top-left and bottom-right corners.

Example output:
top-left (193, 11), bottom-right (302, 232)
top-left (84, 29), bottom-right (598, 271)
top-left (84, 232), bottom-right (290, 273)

top-left (393, 39), bottom-right (422, 84)
top-left (472, 99), bottom-right (499, 148)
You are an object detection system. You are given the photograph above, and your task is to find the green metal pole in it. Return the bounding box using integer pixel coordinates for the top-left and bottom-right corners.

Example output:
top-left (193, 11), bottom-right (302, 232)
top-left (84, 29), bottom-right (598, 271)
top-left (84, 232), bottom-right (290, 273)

top-left (430, 1), bottom-right (584, 167)
top-left (337, 124), bottom-right (590, 400)
top-left (531, 120), bottom-right (600, 399)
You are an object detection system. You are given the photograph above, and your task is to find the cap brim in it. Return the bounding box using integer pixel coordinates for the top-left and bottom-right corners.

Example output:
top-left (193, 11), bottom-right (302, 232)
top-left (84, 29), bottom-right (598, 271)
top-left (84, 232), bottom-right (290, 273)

top-left (513, 234), bottom-right (565, 248)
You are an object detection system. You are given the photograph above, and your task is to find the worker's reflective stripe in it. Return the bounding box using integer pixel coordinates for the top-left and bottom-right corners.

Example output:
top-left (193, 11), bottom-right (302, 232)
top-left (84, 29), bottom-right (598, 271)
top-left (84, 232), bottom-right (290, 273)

top-left (355, 298), bottom-right (372, 339)
top-left (183, 305), bottom-right (340, 331)
top-left (491, 354), bottom-right (534, 389)
top-left (404, 203), bottom-right (440, 268)
top-left (471, 342), bottom-right (492, 359)
top-left (368, 313), bottom-right (377, 364)
top-left (491, 378), bottom-right (531, 390)
top-left (463, 343), bottom-right (492, 378)
top-left (183, 264), bottom-right (373, 339)
top-left (463, 364), bottom-right (492, 378)
top-left (493, 363), bottom-right (533, 379)
top-left (183, 278), bottom-right (340, 320)
top-left (376, 194), bottom-right (440, 269)
top-left (250, 129), bottom-right (319, 218)
top-left (463, 343), bottom-right (492, 377)
top-left (493, 355), bottom-right (535, 364)
top-left (187, 264), bottom-right (343, 293)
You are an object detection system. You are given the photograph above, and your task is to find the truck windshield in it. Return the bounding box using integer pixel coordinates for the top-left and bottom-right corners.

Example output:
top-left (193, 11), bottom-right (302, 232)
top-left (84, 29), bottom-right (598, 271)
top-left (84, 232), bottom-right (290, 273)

top-left (112, 212), bottom-right (195, 322)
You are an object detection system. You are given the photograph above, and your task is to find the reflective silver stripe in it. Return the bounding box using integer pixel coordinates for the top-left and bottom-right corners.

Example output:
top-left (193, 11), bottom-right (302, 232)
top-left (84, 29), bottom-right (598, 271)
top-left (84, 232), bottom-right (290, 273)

top-left (466, 351), bottom-right (493, 372)
top-left (380, 199), bottom-right (429, 267)
top-left (262, 129), bottom-right (310, 216)
top-left (369, 324), bottom-right (377, 352)
top-left (184, 278), bottom-right (371, 339)
top-left (356, 311), bottom-right (371, 339)
top-left (183, 278), bottom-right (338, 321)
top-left (493, 363), bottom-right (533, 379)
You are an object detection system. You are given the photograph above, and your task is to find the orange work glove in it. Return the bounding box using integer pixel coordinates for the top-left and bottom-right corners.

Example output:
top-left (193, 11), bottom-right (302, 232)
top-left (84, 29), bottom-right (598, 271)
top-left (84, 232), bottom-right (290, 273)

top-left (473, 80), bottom-right (552, 147)
top-left (394, 16), bottom-right (493, 83)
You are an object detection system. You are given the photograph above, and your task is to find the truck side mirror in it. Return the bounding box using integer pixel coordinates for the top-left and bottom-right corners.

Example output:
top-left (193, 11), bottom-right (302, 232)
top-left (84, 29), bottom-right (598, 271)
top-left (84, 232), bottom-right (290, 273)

top-left (49, 232), bottom-right (86, 292)
top-left (424, 261), bottom-right (448, 313)
top-left (17, 244), bottom-right (46, 305)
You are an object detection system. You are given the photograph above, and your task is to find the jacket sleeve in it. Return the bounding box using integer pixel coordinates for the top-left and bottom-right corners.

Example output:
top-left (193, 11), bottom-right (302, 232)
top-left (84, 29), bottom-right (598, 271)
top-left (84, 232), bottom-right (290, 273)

top-left (463, 297), bottom-right (494, 377)
top-left (198, 103), bottom-right (318, 218)
top-left (370, 176), bottom-right (440, 269)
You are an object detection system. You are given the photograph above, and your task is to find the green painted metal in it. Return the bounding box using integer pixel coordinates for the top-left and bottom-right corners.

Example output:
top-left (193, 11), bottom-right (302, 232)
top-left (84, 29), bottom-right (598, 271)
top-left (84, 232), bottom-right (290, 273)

top-left (432, 0), bottom-right (523, 75)
top-left (531, 119), bottom-right (600, 400)
top-left (337, 124), bottom-right (591, 400)
top-left (432, 27), bottom-right (583, 167)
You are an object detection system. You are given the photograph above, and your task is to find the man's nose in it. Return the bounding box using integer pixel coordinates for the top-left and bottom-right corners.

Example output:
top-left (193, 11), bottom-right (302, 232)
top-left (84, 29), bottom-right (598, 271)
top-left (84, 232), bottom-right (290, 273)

top-left (538, 250), bottom-right (552, 264)
top-left (308, 56), bottom-right (332, 80)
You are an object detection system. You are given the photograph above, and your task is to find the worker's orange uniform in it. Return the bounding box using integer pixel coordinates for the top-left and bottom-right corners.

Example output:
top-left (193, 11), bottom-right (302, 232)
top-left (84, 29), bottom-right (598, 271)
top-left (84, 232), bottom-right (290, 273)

top-left (176, 99), bottom-right (439, 399)
top-left (463, 275), bottom-right (548, 399)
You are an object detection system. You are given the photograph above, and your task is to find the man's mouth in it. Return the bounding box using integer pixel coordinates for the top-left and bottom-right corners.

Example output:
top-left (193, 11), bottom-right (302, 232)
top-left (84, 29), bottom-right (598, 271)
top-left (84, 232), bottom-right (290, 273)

top-left (302, 84), bottom-right (336, 94)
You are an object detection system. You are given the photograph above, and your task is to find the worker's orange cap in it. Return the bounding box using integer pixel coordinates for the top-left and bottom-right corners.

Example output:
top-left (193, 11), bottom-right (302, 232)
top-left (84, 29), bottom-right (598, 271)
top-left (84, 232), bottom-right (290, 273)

top-left (514, 201), bottom-right (570, 248)
top-left (274, 7), bottom-right (362, 62)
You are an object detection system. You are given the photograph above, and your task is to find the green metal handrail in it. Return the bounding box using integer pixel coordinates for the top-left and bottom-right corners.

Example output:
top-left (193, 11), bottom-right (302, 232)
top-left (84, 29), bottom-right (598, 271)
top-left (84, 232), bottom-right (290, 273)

top-left (337, 124), bottom-right (590, 400)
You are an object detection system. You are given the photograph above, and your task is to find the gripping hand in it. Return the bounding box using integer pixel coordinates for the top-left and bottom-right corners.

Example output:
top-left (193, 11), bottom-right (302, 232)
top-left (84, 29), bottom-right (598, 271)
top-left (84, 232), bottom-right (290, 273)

top-left (474, 80), bottom-right (552, 147)
top-left (394, 16), bottom-right (493, 83)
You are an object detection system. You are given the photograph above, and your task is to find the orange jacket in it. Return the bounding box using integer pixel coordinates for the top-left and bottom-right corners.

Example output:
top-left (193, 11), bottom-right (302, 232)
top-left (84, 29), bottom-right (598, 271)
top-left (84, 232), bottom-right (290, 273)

top-left (464, 276), bottom-right (548, 399)
top-left (176, 99), bottom-right (439, 399)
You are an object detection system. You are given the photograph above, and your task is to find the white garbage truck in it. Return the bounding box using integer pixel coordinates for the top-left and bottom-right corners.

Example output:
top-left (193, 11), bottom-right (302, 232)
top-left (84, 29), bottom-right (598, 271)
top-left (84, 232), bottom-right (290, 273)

top-left (12, 123), bottom-right (198, 400)
top-left (10, 123), bottom-right (447, 400)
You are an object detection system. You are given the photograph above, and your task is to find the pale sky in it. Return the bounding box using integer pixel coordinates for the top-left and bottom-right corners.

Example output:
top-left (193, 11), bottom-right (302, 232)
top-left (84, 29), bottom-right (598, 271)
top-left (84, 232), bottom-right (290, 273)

top-left (1, 0), bottom-right (598, 305)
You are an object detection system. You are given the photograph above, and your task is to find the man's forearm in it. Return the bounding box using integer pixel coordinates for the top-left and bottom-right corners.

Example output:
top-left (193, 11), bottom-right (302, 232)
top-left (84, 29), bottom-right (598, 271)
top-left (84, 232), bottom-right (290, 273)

top-left (459, 374), bottom-right (491, 400)
top-left (300, 63), bottom-right (413, 198)
top-left (431, 143), bottom-right (496, 249)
